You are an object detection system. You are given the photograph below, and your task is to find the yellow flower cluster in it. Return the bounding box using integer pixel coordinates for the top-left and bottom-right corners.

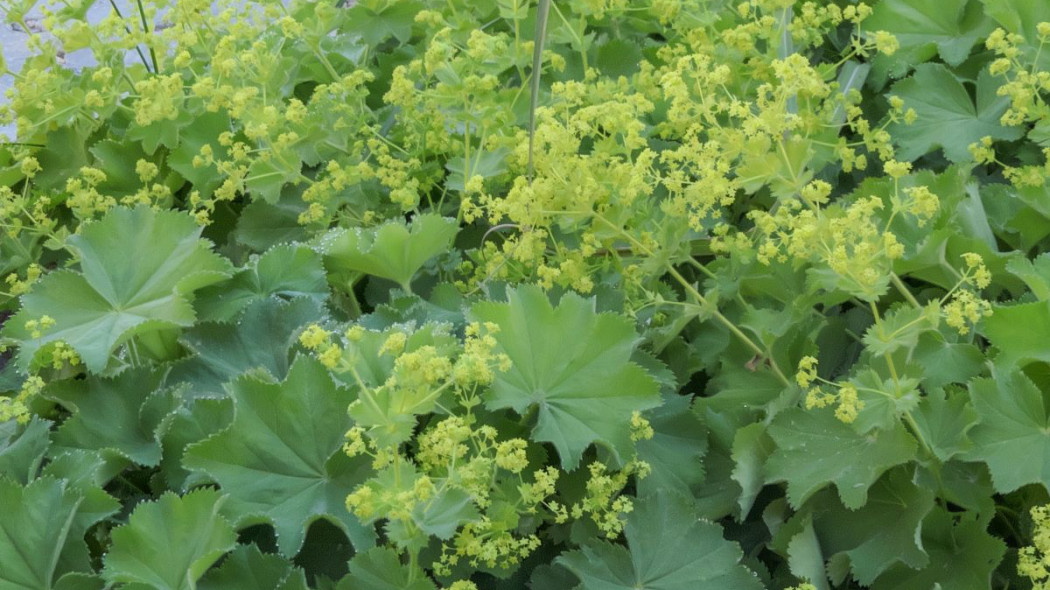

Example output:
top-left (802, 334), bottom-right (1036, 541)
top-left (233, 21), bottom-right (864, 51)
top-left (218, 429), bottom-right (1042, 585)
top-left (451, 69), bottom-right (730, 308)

top-left (1020, 505), bottom-right (1050, 588)
top-left (569, 460), bottom-right (650, 538)
top-left (796, 357), bottom-right (864, 424)
top-left (942, 253), bottom-right (993, 335)
top-left (298, 324), bottom-right (342, 369)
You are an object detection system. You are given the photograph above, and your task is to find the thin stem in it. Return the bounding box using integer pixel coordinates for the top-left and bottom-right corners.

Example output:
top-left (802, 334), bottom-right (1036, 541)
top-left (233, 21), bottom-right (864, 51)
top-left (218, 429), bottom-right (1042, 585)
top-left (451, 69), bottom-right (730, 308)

top-left (527, 0), bottom-right (551, 182)
top-left (134, 0), bottom-right (159, 73)
top-left (106, 0), bottom-right (154, 72)
top-left (890, 273), bottom-right (921, 308)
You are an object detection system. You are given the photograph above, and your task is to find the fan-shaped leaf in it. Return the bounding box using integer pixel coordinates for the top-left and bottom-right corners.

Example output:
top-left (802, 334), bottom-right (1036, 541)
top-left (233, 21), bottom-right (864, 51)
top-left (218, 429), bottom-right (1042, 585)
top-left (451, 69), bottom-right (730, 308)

top-left (103, 488), bottom-right (237, 590)
top-left (470, 286), bottom-right (661, 470)
top-left (183, 356), bottom-right (374, 556)
top-left (557, 491), bottom-right (763, 590)
top-left (319, 214), bottom-right (458, 291)
top-left (3, 206), bottom-right (232, 372)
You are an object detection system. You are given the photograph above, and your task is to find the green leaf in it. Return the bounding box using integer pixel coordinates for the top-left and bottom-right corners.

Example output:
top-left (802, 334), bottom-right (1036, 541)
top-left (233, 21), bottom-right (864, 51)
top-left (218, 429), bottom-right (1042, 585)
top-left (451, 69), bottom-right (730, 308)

top-left (595, 38), bottom-right (643, 78)
top-left (861, 304), bottom-right (932, 357)
top-left (183, 356), bottom-right (374, 556)
top-left (351, 461), bottom-right (479, 550)
top-left (0, 416), bottom-right (50, 484)
top-left (445, 147), bottom-right (511, 192)
top-left (337, 547), bottom-right (436, 590)
top-left (103, 488), bottom-right (238, 590)
top-left (168, 111), bottom-right (231, 198)
top-left (911, 388), bottom-right (977, 461)
top-left (984, 300), bottom-right (1050, 369)
top-left (803, 467), bottom-right (935, 585)
top-left (195, 244), bottom-right (328, 322)
top-left (198, 544), bottom-right (308, 590)
top-left (53, 574), bottom-right (104, 590)
top-left (1006, 254), bottom-right (1050, 301)
top-left (471, 286), bottom-right (661, 470)
top-left (731, 423), bottom-right (774, 519)
top-left (635, 394), bottom-right (708, 498)
top-left (342, 0), bottom-right (424, 45)
top-left (245, 154), bottom-right (303, 204)
top-left (556, 491), bottom-right (763, 590)
top-left (866, 0), bottom-right (991, 71)
top-left (0, 477), bottom-right (87, 590)
top-left (159, 397), bottom-right (234, 491)
top-left (411, 487), bottom-right (480, 540)
top-left (39, 451), bottom-right (122, 551)
top-left (765, 408), bottom-right (917, 509)
top-left (167, 297), bottom-right (324, 400)
top-left (871, 507), bottom-right (1004, 590)
top-left (233, 197), bottom-right (309, 252)
top-left (910, 332), bottom-right (985, 390)
top-left (320, 215), bottom-right (458, 291)
top-left (786, 518), bottom-right (829, 590)
top-left (3, 206), bottom-right (232, 372)
top-left (46, 368), bottom-right (173, 465)
top-left (962, 371), bottom-right (1050, 492)
top-left (887, 64), bottom-right (1023, 163)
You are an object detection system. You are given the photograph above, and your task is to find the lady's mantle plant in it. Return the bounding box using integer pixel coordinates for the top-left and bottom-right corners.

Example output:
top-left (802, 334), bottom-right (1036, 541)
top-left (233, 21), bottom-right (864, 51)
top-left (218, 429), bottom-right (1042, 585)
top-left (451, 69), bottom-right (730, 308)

top-left (2, 0), bottom-right (1050, 589)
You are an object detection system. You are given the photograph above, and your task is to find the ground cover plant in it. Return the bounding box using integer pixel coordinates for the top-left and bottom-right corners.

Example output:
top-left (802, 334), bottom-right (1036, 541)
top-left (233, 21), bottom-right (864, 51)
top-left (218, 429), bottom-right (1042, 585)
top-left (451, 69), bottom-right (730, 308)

top-left (3, 0), bottom-right (1050, 588)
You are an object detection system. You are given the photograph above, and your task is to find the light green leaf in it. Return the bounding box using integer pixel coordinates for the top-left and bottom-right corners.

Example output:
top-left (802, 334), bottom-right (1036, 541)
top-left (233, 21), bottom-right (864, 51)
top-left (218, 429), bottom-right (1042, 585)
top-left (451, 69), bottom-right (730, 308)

top-left (0, 477), bottom-right (86, 590)
top-left (351, 461), bottom-right (479, 550)
top-left (982, 0), bottom-right (1050, 72)
top-left (3, 206), bottom-right (232, 372)
top-left (337, 547), bottom-right (436, 590)
top-left (765, 408), bottom-right (917, 509)
top-left (984, 300), bottom-right (1050, 369)
top-left (167, 297), bottom-right (324, 400)
top-left (1006, 254), bottom-right (1050, 301)
top-left (887, 64), bottom-right (1023, 163)
top-left (412, 487), bottom-right (480, 540)
top-left (168, 111), bottom-right (231, 198)
top-left (866, 0), bottom-right (991, 71)
top-left (861, 304), bottom-right (933, 357)
top-left (319, 214), bottom-right (458, 291)
top-left (731, 422), bottom-right (774, 519)
top-left (0, 416), bottom-right (50, 484)
top-left (556, 491), bottom-right (763, 590)
top-left (471, 286), bottom-right (661, 470)
top-left (245, 154), bottom-right (302, 204)
top-left (786, 518), bottom-right (828, 590)
top-left (183, 356), bottom-right (374, 556)
top-left (103, 488), bottom-right (237, 590)
top-left (46, 368), bottom-right (173, 465)
top-left (871, 507), bottom-right (1004, 590)
top-left (342, 0), bottom-right (424, 45)
top-left (445, 147), bottom-right (511, 192)
top-left (198, 544), bottom-right (308, 590)
top-left (962, 371), bottom-right (1050, 492)
top-left (195, 244), bottom-right (328, 322)
top-left (52, 574), bottom-right (104, 590)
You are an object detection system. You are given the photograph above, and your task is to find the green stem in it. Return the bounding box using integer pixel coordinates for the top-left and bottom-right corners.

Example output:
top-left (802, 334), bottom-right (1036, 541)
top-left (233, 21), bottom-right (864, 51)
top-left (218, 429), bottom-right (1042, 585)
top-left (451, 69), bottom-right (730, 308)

top-left (527, 0), bottom-right (551, 182)
top-left (134, 0), bottom-right (160, 73)
top-left (106, 0), bottom-right (153, 73)
top-left (890, 273), bottom-right (921, 308)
